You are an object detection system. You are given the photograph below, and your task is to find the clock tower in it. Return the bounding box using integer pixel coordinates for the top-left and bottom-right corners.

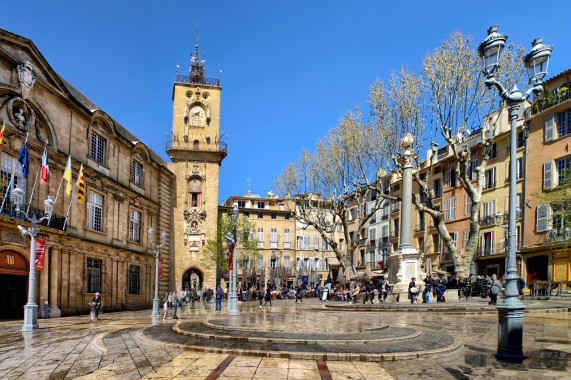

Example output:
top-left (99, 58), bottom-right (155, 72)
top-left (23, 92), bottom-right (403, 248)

top-left (167, 44), bottom-right (226, 291)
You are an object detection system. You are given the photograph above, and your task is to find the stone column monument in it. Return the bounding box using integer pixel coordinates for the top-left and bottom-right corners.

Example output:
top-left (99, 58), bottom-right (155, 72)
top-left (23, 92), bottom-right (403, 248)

top-left (388, 134), bottom-right (424, 299)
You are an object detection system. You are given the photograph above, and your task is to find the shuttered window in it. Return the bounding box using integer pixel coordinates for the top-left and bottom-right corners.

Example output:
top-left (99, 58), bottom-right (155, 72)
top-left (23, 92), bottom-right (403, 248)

top-left (445, 197), bottom-right (456, 220)
top-left (465, 194), bottom-right (472, 216)
top-left (270, 228), bottom-right (277, 248)
top-left (545, 113), bottom-right (554, 142)
top-left (536, 204), bottom-right (550, 233)
top-left (284, 229), bottom-right (290, 248)
top-left (544, 161), bottom-right (553, 189)
top-left (257, 229), bottom-right (264, 248)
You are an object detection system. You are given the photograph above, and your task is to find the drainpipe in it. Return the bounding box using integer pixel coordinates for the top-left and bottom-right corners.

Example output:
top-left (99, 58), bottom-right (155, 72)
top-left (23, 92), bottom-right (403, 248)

top-left (521, 121), bottom-right (529, 277)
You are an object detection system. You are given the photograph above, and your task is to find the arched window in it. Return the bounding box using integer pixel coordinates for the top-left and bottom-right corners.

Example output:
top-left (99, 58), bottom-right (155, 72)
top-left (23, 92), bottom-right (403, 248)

top-left (193, 140), bottom-right (199, 150)
top-left (188, 177), bottom-right (202, 207)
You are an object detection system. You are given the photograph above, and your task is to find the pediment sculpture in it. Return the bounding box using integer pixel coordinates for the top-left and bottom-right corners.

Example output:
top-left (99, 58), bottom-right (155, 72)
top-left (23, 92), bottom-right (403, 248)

top-left (17, 61), bottom-right (37, 99)
top-left (183, 207), bottom-right (207, 251)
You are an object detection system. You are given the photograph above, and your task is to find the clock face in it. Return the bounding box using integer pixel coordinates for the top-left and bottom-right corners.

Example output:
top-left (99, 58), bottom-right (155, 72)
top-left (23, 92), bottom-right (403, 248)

top-left (190, 106), bottom-right (205, 124)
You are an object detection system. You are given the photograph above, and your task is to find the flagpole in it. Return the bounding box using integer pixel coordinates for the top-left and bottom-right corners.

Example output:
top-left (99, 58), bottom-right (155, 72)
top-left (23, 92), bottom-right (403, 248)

top-left (0, 170), bottom-right (15, 215)
top-left (62, 168), bottom-right (79, 231)
top-left (47, 163), bottom-right (66, 227)
top-left (26, 141), bottom-right (49, 216)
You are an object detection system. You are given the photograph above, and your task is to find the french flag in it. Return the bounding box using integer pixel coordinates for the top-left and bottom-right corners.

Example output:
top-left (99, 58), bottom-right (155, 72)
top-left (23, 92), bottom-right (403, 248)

top-left (40, 146), bottom-right (49, 184)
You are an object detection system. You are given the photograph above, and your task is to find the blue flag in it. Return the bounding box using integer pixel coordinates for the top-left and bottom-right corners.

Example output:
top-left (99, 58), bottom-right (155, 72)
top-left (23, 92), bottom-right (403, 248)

top-left (18, 135), bottom-right (28, 178)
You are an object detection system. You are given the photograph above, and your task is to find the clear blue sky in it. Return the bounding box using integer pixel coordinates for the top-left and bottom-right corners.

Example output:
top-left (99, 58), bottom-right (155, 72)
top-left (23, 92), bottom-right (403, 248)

top-left (2, 1), bottom-right (569, 202)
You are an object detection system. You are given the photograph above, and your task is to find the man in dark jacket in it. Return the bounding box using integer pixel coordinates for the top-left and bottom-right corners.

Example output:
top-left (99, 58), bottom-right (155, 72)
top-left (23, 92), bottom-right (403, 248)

top-left (215, 286), bottom-right (224, 311)
top-left (295, 286), bottom-right (303, 303)
top-left (363, 280), bottom-right (375, 304)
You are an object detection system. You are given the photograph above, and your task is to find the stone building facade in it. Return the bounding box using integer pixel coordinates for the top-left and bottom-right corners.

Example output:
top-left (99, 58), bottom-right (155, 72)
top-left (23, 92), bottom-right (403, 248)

top-left (167, 45), bottom-right (226, 292)
top-left (0, 29), bottom-right (174, 318)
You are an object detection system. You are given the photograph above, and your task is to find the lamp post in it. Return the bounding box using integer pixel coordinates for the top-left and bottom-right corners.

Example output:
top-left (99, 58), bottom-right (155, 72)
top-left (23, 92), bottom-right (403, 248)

top-left (13, 186), bottom-right (54, 331)
top-left (227, 206), bottom-right (239, 315)
top-left (478, 25), bottom-right (552, 362)
top-left (148, 228), bottom-right (167, 316)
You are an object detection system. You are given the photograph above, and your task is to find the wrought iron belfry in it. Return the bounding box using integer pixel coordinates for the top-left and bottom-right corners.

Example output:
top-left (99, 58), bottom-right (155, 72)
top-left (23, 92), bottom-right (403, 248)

top-left (478, 25), bottom-right (552, 363)
top-left (189, 44), bottom-right (205, 84)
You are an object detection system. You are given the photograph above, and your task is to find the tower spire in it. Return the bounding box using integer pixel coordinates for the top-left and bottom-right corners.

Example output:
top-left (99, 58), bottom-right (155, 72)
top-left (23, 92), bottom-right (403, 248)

top-left (189, 43), bottom-right (205, 84)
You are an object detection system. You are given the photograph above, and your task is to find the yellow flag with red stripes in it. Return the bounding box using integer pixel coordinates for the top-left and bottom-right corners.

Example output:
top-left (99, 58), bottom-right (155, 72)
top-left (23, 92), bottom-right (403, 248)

top-left (0, 122), bottom-right (5, 147)
top-left (76, 164), bottom-right (85, 202)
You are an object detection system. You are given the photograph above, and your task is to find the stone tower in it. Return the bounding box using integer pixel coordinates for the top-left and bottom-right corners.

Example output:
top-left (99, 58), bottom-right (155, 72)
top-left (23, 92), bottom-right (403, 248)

top-left (167, 44), bottom-right (226, 291)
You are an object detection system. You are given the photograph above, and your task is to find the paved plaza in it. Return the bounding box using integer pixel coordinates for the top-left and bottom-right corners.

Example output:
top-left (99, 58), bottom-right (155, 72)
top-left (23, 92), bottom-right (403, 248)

top-left (0, 298), bottom-right (569, 380)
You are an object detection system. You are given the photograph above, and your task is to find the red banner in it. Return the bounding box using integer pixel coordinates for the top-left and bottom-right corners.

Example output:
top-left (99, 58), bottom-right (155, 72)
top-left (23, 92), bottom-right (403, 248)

top-left (158, 258), bottom-right (163, 280)
top-left (228, 245), bottom-right (234, 274)
top-left (35, 239), bottom-right (46, 271)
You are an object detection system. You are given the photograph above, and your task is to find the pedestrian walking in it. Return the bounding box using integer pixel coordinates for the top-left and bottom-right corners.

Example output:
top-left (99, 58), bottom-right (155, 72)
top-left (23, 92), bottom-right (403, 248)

top-left (264, 286), bottom-right (272, 306)
top-left (171, 291), bottom-right (179, 319)
top-left (488, 274), bottom-right (502, 305)
top-left (295, 286), bottom-right (303, 304)
top-left (163, 299), bottom-right (168, 319)
top-left (167, 292), bottom-right (172, 309)
top-left (215, 286), bottom-right (223, 311)
top-left (203, 288), bottom-right (209, 309)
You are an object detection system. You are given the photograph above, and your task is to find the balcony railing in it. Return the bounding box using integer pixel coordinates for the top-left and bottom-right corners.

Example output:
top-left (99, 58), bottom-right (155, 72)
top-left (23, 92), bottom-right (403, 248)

top-left (479, 215), bottom-right (496, 227)
top-left (391, 230), bottom-right (399, 238)
top-left (165, 132), bottom-right (228, 153)
top-left (441, 251), bottom-right (453, 263)
top-left (359, 238), bottom-right (367, 247)
top-left (416, 223), bottom-right (425, 232)
top-left (0, 199), bottom-right (66, 231)
top-left (392, 203), bottom-right (400, 212)
top-left (526, 88), bottom-right (571, 117)
top-left (175, 74), bottom-right (220, 87)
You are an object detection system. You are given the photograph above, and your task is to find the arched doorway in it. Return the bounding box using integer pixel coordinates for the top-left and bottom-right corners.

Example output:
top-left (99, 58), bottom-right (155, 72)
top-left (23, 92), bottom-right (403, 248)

top-left (182, 267), bottom-right (203, 291)
top-left (0, 250), bottom-right (29, 319)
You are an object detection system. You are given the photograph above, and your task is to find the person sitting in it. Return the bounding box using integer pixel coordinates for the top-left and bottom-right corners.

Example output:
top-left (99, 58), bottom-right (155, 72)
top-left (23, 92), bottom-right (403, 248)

top-left (408, 277), bottom-right (421, 304)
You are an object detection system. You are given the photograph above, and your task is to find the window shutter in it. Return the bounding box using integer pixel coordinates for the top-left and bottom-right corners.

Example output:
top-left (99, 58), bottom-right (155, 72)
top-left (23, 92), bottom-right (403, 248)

top-left (543, 161), bottom-right (553, 189)
top-left (544, 113), bottom-right (554, 142)
top-left (267, 259), bottom-right (271, 268)
top-left (451, 197), bottom-right (456, 219)
top-left (536, 204), bottom-right (549, 232)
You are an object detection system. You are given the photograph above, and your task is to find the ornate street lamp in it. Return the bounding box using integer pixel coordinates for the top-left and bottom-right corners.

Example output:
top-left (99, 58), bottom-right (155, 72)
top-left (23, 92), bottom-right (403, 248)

top-left (478, 25), bottom-right (552, 362)
top-left (228, 206), bottom-right (239, 315)
top-left (149, 227), bottom-right (167, 316)
top-left (16, 191), bottom-right (54, 331)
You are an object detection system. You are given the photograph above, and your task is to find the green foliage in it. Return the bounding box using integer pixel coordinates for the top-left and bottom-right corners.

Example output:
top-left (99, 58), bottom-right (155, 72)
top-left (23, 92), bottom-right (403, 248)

top-left (201, 210), bottom-right (260, 273)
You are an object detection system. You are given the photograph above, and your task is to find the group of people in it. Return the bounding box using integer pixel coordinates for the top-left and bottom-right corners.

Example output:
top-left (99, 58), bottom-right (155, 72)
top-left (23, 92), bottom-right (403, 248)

top-left (163, 286), bottom-right (225, 319)
top-left (328, 280), bottom-right (392, 303)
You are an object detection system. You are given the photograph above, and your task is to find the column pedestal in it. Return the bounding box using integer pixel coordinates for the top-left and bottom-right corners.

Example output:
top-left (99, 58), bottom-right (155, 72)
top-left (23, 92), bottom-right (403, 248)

top-left (496, 304), bottom-right (527, 362)
top-left (388, 246), bottom-right (424, 298)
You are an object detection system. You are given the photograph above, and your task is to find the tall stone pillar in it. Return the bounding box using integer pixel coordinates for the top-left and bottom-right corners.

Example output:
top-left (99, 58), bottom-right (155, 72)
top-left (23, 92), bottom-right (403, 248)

top-left (388, 134), bottom-right (424, 297)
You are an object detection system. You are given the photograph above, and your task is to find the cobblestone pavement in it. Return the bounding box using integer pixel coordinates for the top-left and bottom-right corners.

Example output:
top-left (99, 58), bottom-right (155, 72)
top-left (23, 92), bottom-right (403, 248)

top-left (0, 298), bottom-right (568, 379)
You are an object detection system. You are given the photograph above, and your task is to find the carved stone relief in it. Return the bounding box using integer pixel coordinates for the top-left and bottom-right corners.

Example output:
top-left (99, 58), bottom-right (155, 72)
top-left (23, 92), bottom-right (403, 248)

top-left (17, 61), bottom-right (37, 99)
top-left (183, 207), bottom-right (207, 251)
